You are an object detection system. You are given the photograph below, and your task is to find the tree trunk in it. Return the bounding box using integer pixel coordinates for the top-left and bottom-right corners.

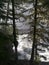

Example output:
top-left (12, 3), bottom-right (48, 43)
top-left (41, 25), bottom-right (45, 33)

top-left (11, 0), bottom-right (18, 64)
top-left (5, 0), bottom-right (9, 24)
top-left (30, 0), bottom-right (37, 65)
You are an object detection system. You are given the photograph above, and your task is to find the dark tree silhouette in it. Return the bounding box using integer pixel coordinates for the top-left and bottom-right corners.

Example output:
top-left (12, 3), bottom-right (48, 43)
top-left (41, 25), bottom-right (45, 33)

top-left (11, 0), bottom-right (18, 64)
top-left (30, 0), bottom-right (38, 65)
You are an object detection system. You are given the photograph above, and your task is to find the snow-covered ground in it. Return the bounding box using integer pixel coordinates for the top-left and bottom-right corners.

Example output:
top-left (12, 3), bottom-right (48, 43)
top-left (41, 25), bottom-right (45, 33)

top-left (17, 34), bottom-right (32, 60)
top-left (17, 34), bottom-right (49, 62)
